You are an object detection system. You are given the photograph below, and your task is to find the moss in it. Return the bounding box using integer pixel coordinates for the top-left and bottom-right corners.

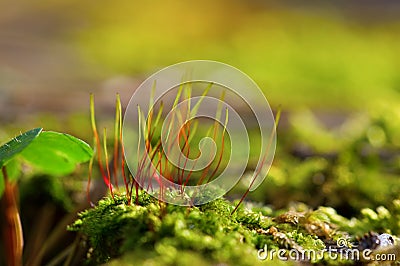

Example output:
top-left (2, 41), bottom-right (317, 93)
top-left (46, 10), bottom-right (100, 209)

top-left (68, 191), bottom-right (399, 265)
top-left (68, 195), bottom-right (132, 263)
top-left (70, 193), bottom-right (400, 265)
top-left (69, 193), bottom-right (281, 264)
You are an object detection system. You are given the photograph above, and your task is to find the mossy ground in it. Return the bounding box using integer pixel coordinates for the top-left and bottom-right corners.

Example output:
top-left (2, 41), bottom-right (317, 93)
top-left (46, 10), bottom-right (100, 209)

top-left (69, 191), bottom-right (400, 265)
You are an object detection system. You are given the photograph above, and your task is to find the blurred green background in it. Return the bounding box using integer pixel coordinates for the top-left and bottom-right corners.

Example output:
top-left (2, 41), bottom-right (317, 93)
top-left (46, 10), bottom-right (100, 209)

top-left (1, 2), bottom-right (400, 264)
top-left (1, 0), bottom-right (400, 211)
top-left (1, 0), bottom-right (400, 125)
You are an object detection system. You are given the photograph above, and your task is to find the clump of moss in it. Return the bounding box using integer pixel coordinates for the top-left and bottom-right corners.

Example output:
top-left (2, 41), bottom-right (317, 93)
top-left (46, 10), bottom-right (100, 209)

top-left (68, 193), bottom-right (152, 264)
top-left (69, 193), bottom-right (264, 265)
top-left (319, 198), bottom-right (400, 237)
top-left (70, 192), bottom-right (400, 265)
top-left (69, 192), bottom-right (360, 265)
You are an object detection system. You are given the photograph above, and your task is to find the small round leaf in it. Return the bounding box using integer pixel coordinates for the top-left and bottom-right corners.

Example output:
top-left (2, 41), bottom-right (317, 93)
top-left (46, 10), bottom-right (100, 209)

top-left (20, 131), bottom-right (93, 176)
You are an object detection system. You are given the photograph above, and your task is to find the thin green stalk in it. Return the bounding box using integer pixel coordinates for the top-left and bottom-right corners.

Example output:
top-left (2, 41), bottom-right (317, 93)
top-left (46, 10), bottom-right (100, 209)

top-left (103, 128), bottom-right (114, 199)
top-left (112, 94), bottom-right (122, 189)
top-left (90, 94), bottom-right (109, 187)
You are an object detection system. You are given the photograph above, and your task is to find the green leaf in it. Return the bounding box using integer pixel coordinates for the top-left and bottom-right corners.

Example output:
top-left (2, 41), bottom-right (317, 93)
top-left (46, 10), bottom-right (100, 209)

top-left (0, 128), bottom-right (43, 168)
top-left (20, 131), bottom-right (93, 176)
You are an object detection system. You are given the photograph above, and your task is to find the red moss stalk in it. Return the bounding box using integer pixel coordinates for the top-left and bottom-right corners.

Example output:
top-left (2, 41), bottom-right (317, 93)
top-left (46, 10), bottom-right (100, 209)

top-left (231, 107), bottom-right (281, 215)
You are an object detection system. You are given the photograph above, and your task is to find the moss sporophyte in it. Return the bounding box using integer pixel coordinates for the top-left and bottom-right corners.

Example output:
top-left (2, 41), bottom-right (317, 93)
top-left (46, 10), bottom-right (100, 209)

top-left (71, 79), bottom-right (279, 260)
top-left (68, 86), bottom-right (400, 265)
top-left (86, 79), bottom-right (279, 209)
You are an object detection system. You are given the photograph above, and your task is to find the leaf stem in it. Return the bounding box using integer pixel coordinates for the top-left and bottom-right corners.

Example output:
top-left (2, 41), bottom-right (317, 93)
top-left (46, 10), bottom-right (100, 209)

top-left (1, 166), bottom-right (23, 266)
